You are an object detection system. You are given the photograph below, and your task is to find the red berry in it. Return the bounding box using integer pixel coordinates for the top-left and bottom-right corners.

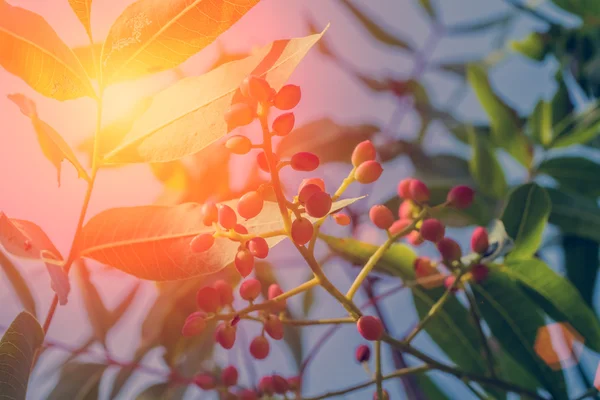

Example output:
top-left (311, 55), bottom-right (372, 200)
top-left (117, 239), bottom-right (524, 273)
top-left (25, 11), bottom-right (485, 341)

top-left (373, 389), bottom-right (390, 400)
top-left (215, 323), bottom-right (237, 349)
top-left (214, 280), bottom-right (234, 306)
top-left (225, 135), bottom-right (252, 154)
top-left (239, 278), bottom-right (262, 301)
top-left (471, 263), bottom-right (489, 283)
top-left (369, 205), bottom-right (395, 230)
top-left (250, 335), bottom-right (270, 359)
top-left (407, 231), bottom-right (424, 246)
top-left (268, 283), bottom-right (286, 313)
top-left (257, 151), bottom-right (270, 172)
top-left (299, 177), bottom-right (325, 194)
top-left (437, 237), bottom-right (462, 262)
top-left (264, 315), bottom-right (284, 340)
top-left (239, 389), bottom-right (258, 400)
top-left (194, 373), bottom-right (216, 390)
top-left (259, 376), bottom-right (275, 395)
top-left (225, 103), bottom-right (255, 128)
top-left (272, 112), bottom-right (295, 136)
top-left (190, 233), bottom-right (214, 253)
top-left (444, 275), bottom-right (459, 293)
top-left (273, 84), bottom-right (301, 110)
top-left (234, 224), bottom-right (248, 234)
top-left (447, 185), bottom-right (475, 209)
top-left (291, 152), bottom-right (320, 172)
top-left (298, 183), bottom-right (323, 204)
top-left (237, 191), bottom-right (264, 219)
top-left (471, 227), bottom-right (489, 254)
top-left (355, 344), bottom-right (371, 363)
top-left (248, 237), bottom-right (269, 258)
top-left (355, 160), bottom-right (383, 184)
top-left (351, 140), bottom-right (377, 167)
top-left (414, 257), bottom-right (435, 274)
top-left (235, 248), bottom-right (255, 277)
top-left (305, 191), bottom-right (332, 218)
top-left (196, 286), bottom-right (220, 313)
top-left (389, 219), bottom-right (412, 236)
top-left (420, 219), bottom-right (445, 243)
top-left (398, 200), bottom-right (415, 219)
top-left (218, 204), bottom-right (237, 229)
top-left (409, 180), bottom-right (430, 203)
top-left (357, 316), bottom-right (384, 341)
top-left (202, 202), bottom-right (218, 226)
top-left (182, 311), bottom-right (207, 337)
top-left (291, 217), bottom-right (314, 245)
top-left (272, 374), bottom-right (289, 394)
top-left (221, 366), bottom-right (238, 387)
top-left (244, 76), bottom-right (274, 103)
top-left (332, 213), bottom-right (351, 226)
top-left (397, 178), bottom-right (414, 199)
top-left (287, 376), bottom-right (301, 392)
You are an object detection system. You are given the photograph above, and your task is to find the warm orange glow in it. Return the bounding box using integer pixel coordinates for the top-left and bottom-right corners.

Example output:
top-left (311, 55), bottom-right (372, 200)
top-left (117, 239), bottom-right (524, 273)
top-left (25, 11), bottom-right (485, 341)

top-left (534, 322), bottom-right (583, 370)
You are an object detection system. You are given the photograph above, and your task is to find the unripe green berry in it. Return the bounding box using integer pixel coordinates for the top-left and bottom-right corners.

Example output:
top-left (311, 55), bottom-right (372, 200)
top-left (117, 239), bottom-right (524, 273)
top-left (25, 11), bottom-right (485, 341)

top-left (355, 160), bottom-right (383, 184)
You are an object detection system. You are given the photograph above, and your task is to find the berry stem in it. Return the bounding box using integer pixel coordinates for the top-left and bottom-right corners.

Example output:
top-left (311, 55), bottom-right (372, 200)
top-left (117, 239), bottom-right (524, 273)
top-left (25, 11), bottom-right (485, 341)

top-left (464, 284), bottom-right (498, 378)
top-left (375, 340), bottom-right (384, 399)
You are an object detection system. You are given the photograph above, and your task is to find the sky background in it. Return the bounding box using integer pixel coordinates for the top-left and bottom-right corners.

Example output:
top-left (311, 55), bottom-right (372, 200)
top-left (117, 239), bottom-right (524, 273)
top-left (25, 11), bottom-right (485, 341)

top-left (0, 0), bottom-right (593, 399)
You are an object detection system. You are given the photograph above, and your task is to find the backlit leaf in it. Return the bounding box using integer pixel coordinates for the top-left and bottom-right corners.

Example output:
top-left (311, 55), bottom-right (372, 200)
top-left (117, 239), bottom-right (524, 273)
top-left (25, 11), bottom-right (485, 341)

top-left (563, 235), bottom-right (599, 307)
top-left (0, 250), bottom-right (36, 316)
top-left (100, 0), bottom-right (260, 85)
top-left (72, 43), bottom-right (102, 80)
top-left (551, 105), bottom-right (600, 148)
top-left (76, 261), bottom-right (111, 346)
top-left (8, 94), bottom-right (91, 185)
top-left (104, 29), bottom-right (327, 164)
top-left (47, 362), bottom-right (107, 400)
top-left (468, 128), bottom-right (507, 198)
top-left (547, 188), bottom-right (600, 243)
top-left (69, 0), bottom-right (93, 37)
top-left (0, 1), bottom-right (95, 100)
top-left (538, 157), bottom-right (600, 198)
top-left (529, 100), bottom-right (553, 146)
top-left (0, 312), bottom-right (43, 400)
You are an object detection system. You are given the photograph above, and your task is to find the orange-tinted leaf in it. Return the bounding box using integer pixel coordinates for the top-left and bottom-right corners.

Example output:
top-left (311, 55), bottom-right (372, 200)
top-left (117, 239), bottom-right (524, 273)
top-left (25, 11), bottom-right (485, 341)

top-left (72, 43), bottom-right (102, 80)
top-left (0, 1), bottom-right (95, 100)
top-left (9, 94), bottom-right (90, 186)
top-left (104, 27), bottom-right (328, 164)
top-left (68, 0), bottom-right (93, 37)
top-left (79, 196), bottom-right (361, 281)
top-left (100, 0), bottom-right (260, 86)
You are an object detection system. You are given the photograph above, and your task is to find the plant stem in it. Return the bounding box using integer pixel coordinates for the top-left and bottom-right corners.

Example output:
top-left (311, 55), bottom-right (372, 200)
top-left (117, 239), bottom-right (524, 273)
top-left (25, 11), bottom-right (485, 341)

top-left (465, 285), bottom-right (497, 378)
top-left (375, 340), bottom-right (384, 399)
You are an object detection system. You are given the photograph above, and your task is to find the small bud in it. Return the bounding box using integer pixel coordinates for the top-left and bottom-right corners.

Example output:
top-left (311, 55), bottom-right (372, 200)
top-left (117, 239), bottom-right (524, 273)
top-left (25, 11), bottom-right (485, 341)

top-left (250, 335), bottom-right (270, 359)
top-left (471, 263), bottom-right (489, 283)
top-left (419, 219), bottom-right (445, 243)
top-left (471, 227), bottom-right (489, 254)
top-left (235, 248), bottom-right (255, 277)
top-left (351, 140), bottom-right (377, 167)
top-left (398, 200), bottom-right (416, 219)
top-left (190, 233), bottom-right (214, 253)
top-left (215, 323), bottom-right (237, 349)
top-left (291, 152), bottom-right (320, 172)
top-left (355, 344), bottom-right (371, 363)
top-left (272, 374), bottom-right (289, 394)
top-left (202, 202), bottom-right (218, 226)
top-left (373, 389), bottom-right (390, 400)
top-left (397, 178), bottom-right (414, 199)
top-left (248, 237), bottom-right (269, 259)
top-left (273, 84), bottom-right (301, 110)
top-left (259, 376), bottom-right (275, 395)
top-left (305, 191), bottom-right (332, 218)
top-left (272, 112), bottom-right (295, 136)
top-left (218, 204), bottom-right (237, 230)
top-left (221, 366), bottom-right (238, 387)
top-left (407, 230), bottom-right (424, 246)
top-left (298, 183), bottom-right (324, 204)
top-left (239, 389), bottom-right (259, 400)
top-left (225, 135), bottom-right (252, 155)
top-left (237, 191), bottom-right (264, 219)
top-left (447, 185), bottom-right (475, 209)
top-left (437, 237), bottom-right (462, 262)
top-left (444, 275), bottom-right (459, 293)
top-left (225, 103), bottom-right (255, 128)
top-left (196, 286), bottom-right (220, 313)
top-left (389, 219), bottom-right (412, 236)
top-left (355, 160), bottom-right (383, 184)
top-left (239, 278), bottom-right (262, 301)
top-left (194, 373), bottom-right (216, 390)
top-left (287, 376), bottom-right (301, 392)
top-left (182, 311), bottom-right (207, 337)
top-left (409, 180), bottom-right (430, 203)
top-left (332, 213), bottom-right (351, 226)
top-left (268, 283), bottom-right (286, 313)
top-left (291, 217), bottom-right (314, 245)
top-left (369, 205), bottom-right (395, 230)
top-left (214, 280), bottom-right (234, 306)
top-left (244, 76), bottom-right (274, 103)
top-left (265, 314), bottom-right (284, 340)
top-left (357, 316), bottom-right (384, 341)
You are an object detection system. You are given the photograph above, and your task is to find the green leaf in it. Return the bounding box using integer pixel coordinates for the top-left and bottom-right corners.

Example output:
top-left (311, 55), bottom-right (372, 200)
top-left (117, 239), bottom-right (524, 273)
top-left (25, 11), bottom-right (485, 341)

top-left (467, 64), bottom-right (531, 166)
top-left (413, 374), bottom-right (450, 400)
top-left (501, 183), bottom-right (551, 260)
top-left (468, 128), bottom-right (507, 198)
top-left (549, 0), bottom-right (600, 21)
top-left (338, 0), bottom-right (414, 50)
top-left (104, 29), bottom-right (327, 164)
top-left (446, 13), bottom-right (512, 35)
top-left (472, 268), bottom-right (568, 399)
top-left (563, 235), bottom-right (599, 307)
top-left (538, 157), bottom-right (600, 197)
top-left (47, 362), bottom-right (107, 400)
top-left (321, 235), bottom-right (487, 374)
top-left (510, 32), bottom-right (548, 61)
top-left (493, 344), bottom-right (541, 393)
top-left (0, 250), bottom-right (36, 317)
top-left (0, 312), bottom-right (44, 400)
top-left (547, 188), bottom-right (600, 243)
top-left (76, 261), bottom-right (111, 346)
top-left (505, 258), bottom-right (600, 353)
top-left (551, 105), bottom-right (600, 148)
top-left (529, 100), bottom-right (553, 146)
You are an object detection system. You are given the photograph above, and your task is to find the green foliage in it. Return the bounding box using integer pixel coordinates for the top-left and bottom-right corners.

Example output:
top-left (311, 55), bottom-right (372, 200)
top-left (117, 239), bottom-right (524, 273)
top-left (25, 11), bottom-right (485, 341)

top-left (563, 235), bottom-right (599, 306)
top-left (547, 188), bottom-right (600, 243)
top-left (538, 156), bottom-right (600, 197)
top-left (468, 128), bottom-right (507, 198)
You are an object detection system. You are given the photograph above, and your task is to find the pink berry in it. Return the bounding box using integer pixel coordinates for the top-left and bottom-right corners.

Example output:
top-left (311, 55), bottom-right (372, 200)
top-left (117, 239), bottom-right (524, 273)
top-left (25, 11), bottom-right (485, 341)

top-left (437, 237), bottom-right (462, 262)
top-left (272, 112), bottom-right (295, 136)
top-left (471, 264), bottom-right (489, 283)
top-left (355, 344), bottom-right (371, 363)
top-left (239, 389), bottom-right (258, 400)
top-left (234, 224), bottom-right (248, 234)
top-left (225, 103), bottom-right (255, 128)
top-left (420, 219), bottom-right (445, 243)
top-left (182, 311), bottom-right (207, 337)
top-left (369, 205), bottom-right (395, 230)
top-left (257, 151), bottom-right (271, 172)
top-left (259, 376), bottom-right (275, 395)
top-left (237, 191), bottom-right (263, 219)
top-left (248, 237), bottom-right (269, 259)
top-left (409, 180), bottom-right (430, 203)
top-left (351, 140), bottom-right (377, 167)
top-left (214, 280), bottom-right (234, 306)
top-left (273, 84), bottom-right (301, 110)
top-left (397, 178), bottom-right (414, 199)
top-left (291, 217), bottom-right (314, 245)
top-left (250, 335), bottom-right (270, 359)
top-left (215, 323), bottom-right (237, 349)
top-left (287, 376), bottom-right (301, 392)
top-left (272, 374), bottom-right (289, 394)
top-left (389, 219), bottom-right (412, 236)
top-left (398, 200), bottom-right (415, 219)
top-left (218, 204), bottom-right (237, 230)
top-left (190, 233), bottom-right (214, 253)
top-left (196, 286), bottom-right (220, 313)
top-left (268, 283), bottom-right (286, 313)
top-left (357, 316), bottom-right (384, 341)
top-left (299, 177), bottom-right (325, 194)
top-left (235, 248), bottom-right (255, 277)
top-left (332, 213), bottom-right (351, 226)
top-left (221, 366), bottom-right (238, 387)
top-left (291, 152), bottom-right (320, 172)
top-left (244, 76), bottom-right (274, 103)
top-left (355, 160), bottom-right (383, 184)
top-left (239, 278), bottom-right (262, 301)
top-left (264, 315), bottom-right (284, 340)
top-left (305, 191), bottom-right (332, 218)
top-left (298, 183), bottom-right (323, 204)
top-left (447, 185), bottom-right (475, 209)
top-left (225, 135), bottom-right (252, 155)
top-left (471, 227), bottom-right (489, 254)
top-left (407, 231), bottom-right (424, 246)
top-left (194, 373), bottom-right (216, 390)
top-left (444, 275), bottom-right (459, 293)
top-left (202, 202), bottom-right (218, 226)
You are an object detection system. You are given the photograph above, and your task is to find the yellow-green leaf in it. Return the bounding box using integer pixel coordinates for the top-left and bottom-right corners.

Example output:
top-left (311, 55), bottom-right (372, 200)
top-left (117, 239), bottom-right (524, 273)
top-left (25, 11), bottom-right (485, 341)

top-left (468, 128), bottom-right (507, 198)
top-left (68, 0), bottom-right (93, 37)
top-left (104, 28), bottom-right (327, 164)
top-left (0, 1), bottom-right (95, 100)
top-left (100, 0), bottom-right (259, 85)
top-left (529, 100), bottom-right (553, 146)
